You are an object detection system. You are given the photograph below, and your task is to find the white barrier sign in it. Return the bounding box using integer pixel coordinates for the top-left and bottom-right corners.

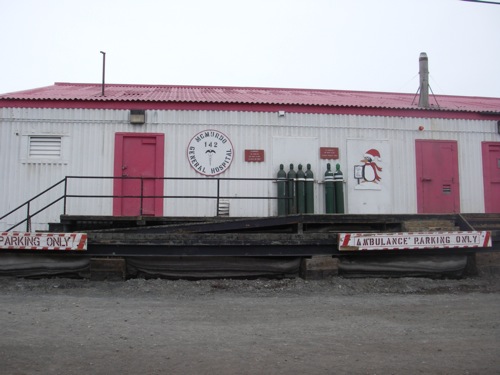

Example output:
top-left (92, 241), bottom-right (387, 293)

top-left (338, 231), bottom-right (492, 251)
top-left (0, 232), bottom-right (87, 251)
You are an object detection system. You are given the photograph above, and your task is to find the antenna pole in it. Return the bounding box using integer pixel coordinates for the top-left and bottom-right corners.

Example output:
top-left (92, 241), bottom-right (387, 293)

top-left (100, 51), bottom-right (106, 96)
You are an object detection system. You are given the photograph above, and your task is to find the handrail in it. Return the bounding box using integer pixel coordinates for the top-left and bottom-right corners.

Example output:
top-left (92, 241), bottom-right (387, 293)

top-left (0, 178), bottom-right (67, 231)
top-left (0, 176), bottom-right (290, 232)
top-left (6, 197), bottom-right (66, 232)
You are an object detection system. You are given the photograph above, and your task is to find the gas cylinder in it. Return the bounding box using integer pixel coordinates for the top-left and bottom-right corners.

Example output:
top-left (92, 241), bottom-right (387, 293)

top-left (305, 164), bottom-right (314, 214)
top-left (324, 163), bottom-right (335, 213)
top-left (287, 164), bottom-right (297, 214)
top-left (334, 163), bottom-right (345, 213)
top-left (277, 164), bottom-right (288, 216)
top-left (296, 164), bottom-right (306, 214)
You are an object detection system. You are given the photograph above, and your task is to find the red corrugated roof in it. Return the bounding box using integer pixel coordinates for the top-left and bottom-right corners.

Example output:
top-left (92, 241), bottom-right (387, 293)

top-left (1, 82), bottom-right (499, 114)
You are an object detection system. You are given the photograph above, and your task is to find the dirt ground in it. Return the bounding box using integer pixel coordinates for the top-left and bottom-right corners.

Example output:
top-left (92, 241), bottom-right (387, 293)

top-left (1, 274), bottom-right (499, 375)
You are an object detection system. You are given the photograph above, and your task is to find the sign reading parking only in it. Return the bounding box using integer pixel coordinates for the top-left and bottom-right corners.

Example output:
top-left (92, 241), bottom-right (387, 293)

top-left (0, 232), bottom-right (87, 251)
top-left (338, 231), bottom-right (491, 251)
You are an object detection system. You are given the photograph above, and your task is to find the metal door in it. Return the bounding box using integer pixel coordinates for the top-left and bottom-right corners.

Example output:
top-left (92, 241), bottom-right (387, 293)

top-left (416, 140), bottom-right (460, 213)
top-left (482, 142), bottom-right (500, 213)
top-left (113, 133), bottom-right (164, 216)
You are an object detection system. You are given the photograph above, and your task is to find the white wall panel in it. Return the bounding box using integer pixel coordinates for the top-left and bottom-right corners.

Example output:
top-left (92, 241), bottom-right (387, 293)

top-left (1, 107), bottom-right (499, 230)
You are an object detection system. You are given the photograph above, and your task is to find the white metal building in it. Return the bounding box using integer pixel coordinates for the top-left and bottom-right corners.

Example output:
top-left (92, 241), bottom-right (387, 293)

top-left (1, 81), bottom-right (499, 231)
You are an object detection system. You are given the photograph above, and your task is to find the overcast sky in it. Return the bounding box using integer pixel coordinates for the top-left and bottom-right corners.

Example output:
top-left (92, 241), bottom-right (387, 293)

top-left (1, 0), bottom-right (499, 98)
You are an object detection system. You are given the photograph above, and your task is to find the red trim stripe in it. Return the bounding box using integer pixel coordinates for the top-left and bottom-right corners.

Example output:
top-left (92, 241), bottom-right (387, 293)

top-left (483, 231), bottom-right (491, 247)
top-left (341, 234), bottom-right (351, 247)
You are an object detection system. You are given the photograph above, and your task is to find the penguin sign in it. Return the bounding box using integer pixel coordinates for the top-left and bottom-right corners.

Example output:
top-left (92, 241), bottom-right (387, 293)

top-left (354, 148), bottom-right (383, 190)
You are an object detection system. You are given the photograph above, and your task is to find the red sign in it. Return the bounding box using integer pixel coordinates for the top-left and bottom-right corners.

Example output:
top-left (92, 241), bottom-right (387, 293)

top-left (245, 149), bottom-right (265, 162)
top-left (320, 147), bottom-right (339, 160)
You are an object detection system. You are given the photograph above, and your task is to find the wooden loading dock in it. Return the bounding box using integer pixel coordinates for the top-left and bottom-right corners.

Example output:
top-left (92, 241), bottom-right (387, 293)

top-left (45, 213), bottom-right (500, 280)
top-left (1, 213), bottom-right (498, 280)
top-left (53, 213), bottom-right (500, 257)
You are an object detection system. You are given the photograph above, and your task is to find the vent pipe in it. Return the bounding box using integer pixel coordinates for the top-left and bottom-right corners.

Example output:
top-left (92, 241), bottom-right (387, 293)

top-left (418, 52), bottom-right (429, 108)
top-left (100, 51), bottom-right (106, 97)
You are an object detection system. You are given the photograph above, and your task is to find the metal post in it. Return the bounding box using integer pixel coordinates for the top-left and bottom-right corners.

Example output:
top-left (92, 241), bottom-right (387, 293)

top-left (100, 51), bottom-right (106, 97)
top-left (216, 178), bottom-right (221, 216)
top-left (26, 202), bottom-right (31, 232)
top-left (63, 177), bottom-right (68, 215)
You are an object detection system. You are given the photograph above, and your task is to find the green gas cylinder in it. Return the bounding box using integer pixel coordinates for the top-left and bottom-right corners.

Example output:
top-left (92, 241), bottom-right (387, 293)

top-left (334, 163), bottom-right (344, 213)
top-left (287, 164), bottom-right (297, 214)
top-left (305, 164), bottom-right (314, 214)
top-left (296, 164), bottom-right (306, 214)
top-left (277, 164), bottom-right (288, 216)
top-left (324, 163), bottom-right (335, 214)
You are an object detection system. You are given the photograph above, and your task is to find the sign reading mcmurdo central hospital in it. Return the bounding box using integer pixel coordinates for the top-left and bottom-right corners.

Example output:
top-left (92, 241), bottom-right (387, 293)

top-left (187, 129), bottom-right (234, 176)
top-left (338, 231), bottom-right (492, 251)
top-left (0, 232), bottom-right (87, 251)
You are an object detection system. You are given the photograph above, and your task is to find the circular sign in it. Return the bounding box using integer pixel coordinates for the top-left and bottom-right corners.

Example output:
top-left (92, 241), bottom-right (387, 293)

top-left (187, 129), bottom-right (234, 176)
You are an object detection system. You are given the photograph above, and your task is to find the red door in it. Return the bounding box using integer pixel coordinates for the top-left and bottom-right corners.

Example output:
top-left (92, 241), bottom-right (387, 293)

top-left (113, 133), bottom-right (164, 216)
top-left (482, 142), bottom-right (500, 213)
top-left (416, 140), bottom-right (460, 213)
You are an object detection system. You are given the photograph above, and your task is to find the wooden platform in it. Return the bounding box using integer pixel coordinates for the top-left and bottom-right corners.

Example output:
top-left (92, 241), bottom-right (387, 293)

top-left (1, 213), bottom-right (498, 279)
top-left (46, 213), bottom-right (500, 257)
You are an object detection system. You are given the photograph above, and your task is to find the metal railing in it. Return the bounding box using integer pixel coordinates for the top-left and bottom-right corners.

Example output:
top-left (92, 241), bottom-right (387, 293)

top-left (0, 176), bottom-right (289, 232)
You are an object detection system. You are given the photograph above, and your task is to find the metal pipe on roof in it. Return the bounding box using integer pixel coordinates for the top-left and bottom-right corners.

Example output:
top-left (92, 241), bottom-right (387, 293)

top-left (100, 51), bottom-right (106, 97)
top-left (418, 52), bottom-right (429, 108)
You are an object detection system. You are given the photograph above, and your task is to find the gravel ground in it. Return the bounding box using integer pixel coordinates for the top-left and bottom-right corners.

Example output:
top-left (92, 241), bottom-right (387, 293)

top-left (1, 274), bottom-right (499, 375)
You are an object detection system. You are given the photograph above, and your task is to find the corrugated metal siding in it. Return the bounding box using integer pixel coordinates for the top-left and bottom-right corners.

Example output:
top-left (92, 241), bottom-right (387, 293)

top-left (1, 107), bottom-right (498, 230)
top-left (158, 110), bottom-right (277, 217)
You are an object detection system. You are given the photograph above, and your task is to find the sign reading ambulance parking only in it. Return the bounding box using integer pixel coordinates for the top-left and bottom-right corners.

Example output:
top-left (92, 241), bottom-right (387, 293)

top-left (0, 232), bottom-right (87, 251)
top-left (338, 231), bottom-right (491, 251)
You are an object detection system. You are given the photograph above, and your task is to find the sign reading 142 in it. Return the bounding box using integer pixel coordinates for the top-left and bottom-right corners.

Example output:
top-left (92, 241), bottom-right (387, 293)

top-left (187, 129), bottom-right (234, 176)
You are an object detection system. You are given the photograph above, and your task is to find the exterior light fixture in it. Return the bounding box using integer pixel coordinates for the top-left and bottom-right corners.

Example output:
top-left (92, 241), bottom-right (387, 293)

top-left (130, 110), bottom-right (146, 125)
top-left (278, 111), bottom-right (285, 117)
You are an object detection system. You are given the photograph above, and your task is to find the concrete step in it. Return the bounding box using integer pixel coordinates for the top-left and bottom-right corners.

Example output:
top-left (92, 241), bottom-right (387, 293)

top-left (90, 257), bottom-right (126, 281)
top-left (300, 256), bottom-right (338, 280)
